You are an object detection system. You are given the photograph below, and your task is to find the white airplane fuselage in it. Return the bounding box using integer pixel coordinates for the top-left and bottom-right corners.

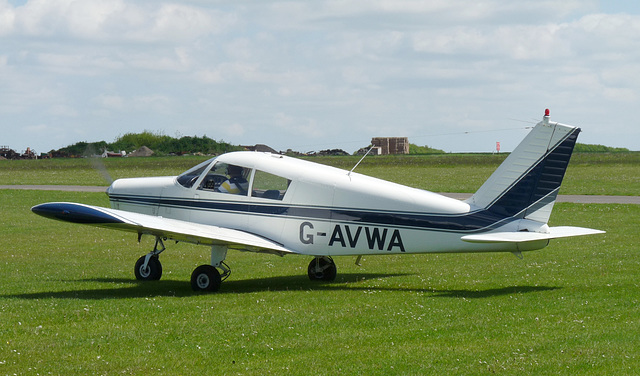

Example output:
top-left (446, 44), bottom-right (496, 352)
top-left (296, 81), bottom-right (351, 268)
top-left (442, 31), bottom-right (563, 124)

top-left (107, 152), bottom-right (547, 257)
top-left (32, 112), bottom-right (604, 292)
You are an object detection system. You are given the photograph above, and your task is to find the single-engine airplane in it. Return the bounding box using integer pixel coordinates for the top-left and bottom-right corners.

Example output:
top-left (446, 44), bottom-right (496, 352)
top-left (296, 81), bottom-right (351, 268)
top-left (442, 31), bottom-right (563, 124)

top-left (32, 110), bottom-right (604, 292)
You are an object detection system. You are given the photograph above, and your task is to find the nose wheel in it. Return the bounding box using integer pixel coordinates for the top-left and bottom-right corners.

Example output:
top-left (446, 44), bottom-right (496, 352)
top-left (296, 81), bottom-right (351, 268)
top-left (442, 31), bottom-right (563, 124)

top-left (134, 237), bottom-right (165, 281)
top-left (134, 255), bottom-right (162, 280)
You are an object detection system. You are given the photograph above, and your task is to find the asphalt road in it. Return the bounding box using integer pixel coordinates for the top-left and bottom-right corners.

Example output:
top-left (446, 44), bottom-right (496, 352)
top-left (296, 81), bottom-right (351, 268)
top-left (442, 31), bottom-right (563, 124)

top-left (0, 185), bottom-right (108, 193)
top-left (2, 185), bottom-right (639, 204)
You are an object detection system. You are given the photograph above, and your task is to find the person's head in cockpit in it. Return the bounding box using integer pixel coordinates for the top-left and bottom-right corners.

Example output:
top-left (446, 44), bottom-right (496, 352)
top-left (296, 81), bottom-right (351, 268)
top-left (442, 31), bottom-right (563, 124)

top-left (218, 165), bottom-right (248, 195)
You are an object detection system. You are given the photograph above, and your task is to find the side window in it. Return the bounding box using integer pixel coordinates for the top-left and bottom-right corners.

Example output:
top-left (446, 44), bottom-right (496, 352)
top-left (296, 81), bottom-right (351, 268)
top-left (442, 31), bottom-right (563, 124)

top-left (199, 162), bottom-right (250, 196)
top-left (252, 170), bottom-right (290, 200)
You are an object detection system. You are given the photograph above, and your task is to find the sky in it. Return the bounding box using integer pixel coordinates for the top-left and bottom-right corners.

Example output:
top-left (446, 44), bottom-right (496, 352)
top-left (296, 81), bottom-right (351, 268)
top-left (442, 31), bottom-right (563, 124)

top-left (1, 0), bottom-right (639, 155)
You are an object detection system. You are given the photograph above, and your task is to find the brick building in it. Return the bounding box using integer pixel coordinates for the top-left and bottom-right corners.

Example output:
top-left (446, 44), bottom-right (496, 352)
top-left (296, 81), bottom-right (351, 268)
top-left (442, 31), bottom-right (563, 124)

top-left (370, 137), bottom-right (409, 155)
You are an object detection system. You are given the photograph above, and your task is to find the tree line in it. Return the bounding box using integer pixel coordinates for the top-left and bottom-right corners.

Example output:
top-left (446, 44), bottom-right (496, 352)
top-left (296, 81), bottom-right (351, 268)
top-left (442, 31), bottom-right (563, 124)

top-left (573, 143), bottom-right (629, 153)
top-left (52, 131), bottom-right (243, 157)
top-left (48, 130), bottom-right (630, 158)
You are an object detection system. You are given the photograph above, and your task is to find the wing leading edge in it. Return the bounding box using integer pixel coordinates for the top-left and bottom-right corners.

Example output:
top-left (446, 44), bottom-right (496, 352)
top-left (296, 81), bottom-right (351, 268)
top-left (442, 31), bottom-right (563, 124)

top-left (31, 202), bottom-right (296, 256)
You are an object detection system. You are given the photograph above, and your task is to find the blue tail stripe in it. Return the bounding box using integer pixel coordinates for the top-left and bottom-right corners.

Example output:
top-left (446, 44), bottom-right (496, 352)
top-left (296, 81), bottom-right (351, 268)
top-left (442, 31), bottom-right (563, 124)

top-left (487, 127), bottom-right (580, 218)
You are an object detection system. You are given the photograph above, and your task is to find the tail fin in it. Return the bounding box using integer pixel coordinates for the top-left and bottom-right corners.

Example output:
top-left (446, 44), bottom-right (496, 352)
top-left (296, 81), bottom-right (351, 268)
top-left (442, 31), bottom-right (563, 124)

top-left (466, 110), bottom-right (580, 224)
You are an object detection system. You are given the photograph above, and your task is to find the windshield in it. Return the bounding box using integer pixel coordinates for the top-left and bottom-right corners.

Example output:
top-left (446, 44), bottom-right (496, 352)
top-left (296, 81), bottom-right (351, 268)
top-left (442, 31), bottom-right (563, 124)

top-left (176, 157), bottom-right (216, 188)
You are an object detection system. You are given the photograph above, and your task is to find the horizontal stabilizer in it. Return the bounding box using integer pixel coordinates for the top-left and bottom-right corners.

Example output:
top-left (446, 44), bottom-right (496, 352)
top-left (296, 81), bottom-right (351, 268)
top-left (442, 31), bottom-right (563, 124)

top-left (461, 226), bottom-right (605, 244)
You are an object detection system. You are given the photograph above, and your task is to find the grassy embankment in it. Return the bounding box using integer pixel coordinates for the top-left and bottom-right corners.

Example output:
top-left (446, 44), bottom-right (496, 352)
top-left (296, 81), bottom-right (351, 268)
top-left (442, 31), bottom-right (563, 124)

top-left (0, 153), bottom-right (638, 374)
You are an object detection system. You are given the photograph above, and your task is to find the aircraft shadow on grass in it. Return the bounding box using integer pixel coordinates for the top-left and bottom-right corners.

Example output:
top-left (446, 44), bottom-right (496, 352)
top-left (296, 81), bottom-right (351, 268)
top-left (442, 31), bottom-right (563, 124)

top-left (2, 273), bottom-right (559, 300)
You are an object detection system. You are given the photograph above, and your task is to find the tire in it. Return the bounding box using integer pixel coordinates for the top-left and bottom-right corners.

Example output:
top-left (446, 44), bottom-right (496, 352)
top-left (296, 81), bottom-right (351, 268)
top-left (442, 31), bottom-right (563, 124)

top-left (134, 255), bottom-right (162, 281)
top-left (307, 257), bottom-right (337, 281)
top-left (191, 265), bottom-right (222, 292)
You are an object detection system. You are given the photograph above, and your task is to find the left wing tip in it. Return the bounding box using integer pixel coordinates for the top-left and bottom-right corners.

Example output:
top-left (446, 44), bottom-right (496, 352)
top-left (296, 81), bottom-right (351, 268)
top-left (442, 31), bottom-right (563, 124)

top-left (32, 202), bottom-right (124, 224)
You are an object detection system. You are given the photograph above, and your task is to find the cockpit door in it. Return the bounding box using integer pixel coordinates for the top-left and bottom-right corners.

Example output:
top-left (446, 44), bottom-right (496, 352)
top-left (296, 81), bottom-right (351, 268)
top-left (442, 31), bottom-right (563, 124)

top-left (190, 162), bottom-right (252, 229)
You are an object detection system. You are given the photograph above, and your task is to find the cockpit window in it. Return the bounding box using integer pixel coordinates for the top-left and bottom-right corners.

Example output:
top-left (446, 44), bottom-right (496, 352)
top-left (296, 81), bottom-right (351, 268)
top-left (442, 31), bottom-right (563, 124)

top-left (177, 158), bottom-right (289, 200)
top-left (251, 170), bottom-right (290, 200)
top-left (199, 162), bottom-right (250, 195)
top-left (176, 158), bottom-right (214, 188)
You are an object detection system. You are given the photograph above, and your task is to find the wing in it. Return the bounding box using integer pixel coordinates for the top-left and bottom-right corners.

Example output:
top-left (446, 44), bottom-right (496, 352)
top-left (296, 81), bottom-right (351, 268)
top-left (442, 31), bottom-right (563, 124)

top-left (461, 226), bottom-right (605, 244)
top-left (31, 202), bottom-right (297, 256)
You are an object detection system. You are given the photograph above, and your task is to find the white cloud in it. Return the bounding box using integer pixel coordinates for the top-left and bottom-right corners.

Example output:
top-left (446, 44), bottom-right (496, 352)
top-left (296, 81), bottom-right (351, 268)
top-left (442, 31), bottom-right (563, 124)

top-left (223, 123), bottom-right (245, 138)
top-left (602, 87), bottom-right (637, 102)
top-left (125, 48), bottom-right (193, 72)
top-left (34, 51), bottom-right (126, 75)
top-left (150, 3), bottom-right (229, 40)
top-left (49, 104), bottom-right (78, 117)
top-left (274, 112), bottom-right (324, 139)
top-left (570, 13), bottom-right (640, 56)
top-left (196, 62), bottom-right (260, 84)
top-left (0, 1), bottom-right (16, 36)
top-left (96, 94), bottom-right (125, 111)
top-left (1, 0), bottom-right (640, 153)
top-left (4, 0), bottom-right (233, 42)
top-left (24, 123), bottom-right (50, 133)
top-left (224, 38), bottom-right (255, 60)
top-left (412, 27), bottom-right (484, 55)
top-left (133, 94), bottom-right (172, 113)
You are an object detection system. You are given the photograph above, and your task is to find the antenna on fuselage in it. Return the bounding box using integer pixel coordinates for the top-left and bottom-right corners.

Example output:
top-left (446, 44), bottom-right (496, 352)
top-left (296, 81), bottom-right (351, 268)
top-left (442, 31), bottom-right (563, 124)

top-left (348, 145), bottom-right (375, 176)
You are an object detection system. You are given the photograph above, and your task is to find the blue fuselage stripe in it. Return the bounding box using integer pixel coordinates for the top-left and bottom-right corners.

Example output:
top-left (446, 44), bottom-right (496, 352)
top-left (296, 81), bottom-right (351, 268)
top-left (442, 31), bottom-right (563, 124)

top-left (109, 194), bottom-right (509, 233)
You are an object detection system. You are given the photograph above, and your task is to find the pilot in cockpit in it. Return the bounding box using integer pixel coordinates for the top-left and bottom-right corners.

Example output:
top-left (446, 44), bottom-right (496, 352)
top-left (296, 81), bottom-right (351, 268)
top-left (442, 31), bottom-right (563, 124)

top-left (217, 164), bottom-right (249, 195)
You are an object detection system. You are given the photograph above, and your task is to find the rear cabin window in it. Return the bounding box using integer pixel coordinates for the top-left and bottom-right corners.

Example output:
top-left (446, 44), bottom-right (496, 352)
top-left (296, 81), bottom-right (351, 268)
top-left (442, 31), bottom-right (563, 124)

top-left (252, 170), bottom-right (290, 200)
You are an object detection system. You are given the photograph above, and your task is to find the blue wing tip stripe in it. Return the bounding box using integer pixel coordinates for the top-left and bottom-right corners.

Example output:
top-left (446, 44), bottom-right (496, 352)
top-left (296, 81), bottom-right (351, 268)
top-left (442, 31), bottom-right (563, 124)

top-left (32, 203), bottom-right (125, 225)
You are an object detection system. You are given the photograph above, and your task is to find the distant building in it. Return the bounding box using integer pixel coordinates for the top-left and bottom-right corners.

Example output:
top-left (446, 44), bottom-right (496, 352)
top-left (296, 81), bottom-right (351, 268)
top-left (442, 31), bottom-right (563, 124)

top-left (0, 146), bottom-right (19, 159)
top-left (101, 150), bottom-right (125, 158)
top-left (128, 146), bottom-right (154, 157)
top-left (0, 146), bottom-right (38, 159)
top-left (371, 137), bottom-right (409, 155)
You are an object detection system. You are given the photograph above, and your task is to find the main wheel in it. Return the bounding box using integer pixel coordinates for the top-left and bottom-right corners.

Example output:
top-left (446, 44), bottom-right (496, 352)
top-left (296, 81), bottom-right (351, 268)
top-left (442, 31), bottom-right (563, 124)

top-left (191, 265), bottom-right (222, 292)
top-left (307, 257), bottom-right (337, 281)
top-left (134, 255), bottom-right (162, 281)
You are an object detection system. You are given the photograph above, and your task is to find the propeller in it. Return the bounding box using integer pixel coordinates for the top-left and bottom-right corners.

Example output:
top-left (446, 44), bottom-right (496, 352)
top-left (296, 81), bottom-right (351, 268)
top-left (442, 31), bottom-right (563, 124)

top-left (89, 156), bottom-right (114, 185)
top-left (84, 144), bottom-right (114, 185)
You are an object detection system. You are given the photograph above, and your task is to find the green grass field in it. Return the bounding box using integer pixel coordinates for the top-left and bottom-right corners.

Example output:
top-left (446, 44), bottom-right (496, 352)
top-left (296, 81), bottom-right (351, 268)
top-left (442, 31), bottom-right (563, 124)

top-left (1, 152), bottom-right (639, 195)
top-left (1, 155), bottom-right (639, 374)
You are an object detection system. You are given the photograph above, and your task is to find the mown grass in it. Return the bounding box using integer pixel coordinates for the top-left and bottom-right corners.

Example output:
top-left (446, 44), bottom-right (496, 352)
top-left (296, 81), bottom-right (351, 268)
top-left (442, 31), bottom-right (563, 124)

top-left (1, 187), bottom-right (638, 374)
top-left (309, 152), bottom-right (640, 195)
top-left (0, 156), bottom-right (205, 186)
top-left (1, 152), bottom-right (639, 195)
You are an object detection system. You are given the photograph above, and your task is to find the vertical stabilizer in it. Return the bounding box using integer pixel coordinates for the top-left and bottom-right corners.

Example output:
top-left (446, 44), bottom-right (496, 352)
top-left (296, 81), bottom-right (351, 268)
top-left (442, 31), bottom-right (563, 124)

top-left (466, 111), bottom-right (580, 224)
